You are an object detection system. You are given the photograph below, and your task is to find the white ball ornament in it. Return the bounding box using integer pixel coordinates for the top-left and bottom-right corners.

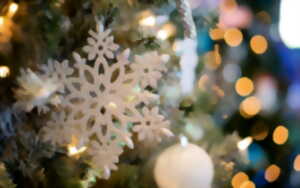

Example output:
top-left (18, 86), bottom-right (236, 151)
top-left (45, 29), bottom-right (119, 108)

top-left (154, 143), bottom-right (214, 188)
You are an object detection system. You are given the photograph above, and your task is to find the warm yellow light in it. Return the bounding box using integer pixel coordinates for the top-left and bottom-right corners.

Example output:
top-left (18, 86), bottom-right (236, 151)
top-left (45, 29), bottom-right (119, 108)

top-left (0, 66), bottom-right (10, 78)
top-left (108, 102), bottom-right (117, 109)
top-left (224, 28), bottom-right (243, 47)
top-left (204, 45), bottom-right (222, 70)
top-left (68, 145), bottom-right (87, 156)
top-left (231, 172), bottom-right (249, 188)
top-left (156, 23), bottom-right (176, 40)
top-left (273, 125), bottom-right (289, 145)
top-left (221, 161), bottom-right (235, 171)
top-left (240, 96), bottom-right (262, 118)
top-left (221, 0), bottom-right (237, 11)
top-left (172, 41), bottom-right (182, 52)
top-left (198, 74), bottom-right (209, 90)
top-left (8, 3), bottom-right (19, 17)
top-left (157, 30), bottom-right (168, 40)
top-left (265, 164), bottom-right (281, 182)
top-left (237, 137), bottom-right (253, 151)
top-left (251, 122), bottom-right (269, 141)
top-left (256, 11), bottom-right (271, 24)
top-left (253, 130), bottom-right (268, 141)
top-left (126, 95), bottom-right (136, 102)
top-left (235, 77), bottom-right (254, 96)
top-left (250, 35), bottom-right (268, 54)
top-left (139, 15), bottom-right (156, 27)
top-left (67, 136), bottom-right (87, 156)
top-left (209, 28), bottom-right (224, 40)
top-left (0, 17), bottom-right (12, 43)
top-left (240, 180), bottom-right (256, 188)
top-left (0, 17), bottom-right (4, 26)
top-left (293, 155), bottom-right (300, 171)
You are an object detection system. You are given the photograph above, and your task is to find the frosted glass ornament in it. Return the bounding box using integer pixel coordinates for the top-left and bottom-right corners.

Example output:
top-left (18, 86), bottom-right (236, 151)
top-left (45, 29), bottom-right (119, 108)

top-left (154, 143), bottom-right (214, 188)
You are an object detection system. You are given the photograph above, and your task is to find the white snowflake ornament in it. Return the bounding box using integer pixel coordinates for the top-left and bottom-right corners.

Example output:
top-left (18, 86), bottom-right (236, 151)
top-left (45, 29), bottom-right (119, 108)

top-left (82, 23), bottom-right (119, 62)
top-left (42, 22), bottom-right (173, 178)
top-left (132, 51), bottom-right (168, 88)
top-left (14, 69), bottom-right (62, 113)
top-left (133, 107), bottom-right (173, 142)
top-left (40, 59), bottom-right (74, 93)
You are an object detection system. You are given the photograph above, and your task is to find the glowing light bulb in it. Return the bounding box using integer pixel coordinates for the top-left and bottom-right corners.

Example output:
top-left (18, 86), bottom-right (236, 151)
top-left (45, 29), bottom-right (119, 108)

top-left (108, 101), bottom-right (117, 108)
top-left (204, 45), bottom-right (222, 70)
top-left (293, 155), bottom-right (300, 171)
top-left (240, 181), bottom-right (256, 188)
top-left (0, 17), bottom-right (4, 25)
top-left (198, 74), bottom-right (209, 90)
top-left (237, 137), bottom-right (253, 151)
top-left (273, 125), bottom-right (289, 145)
top-left (250, 35), bottom-right (268, 54)
top-left (235, 77), bottom-right (254, 96)
top-left (251, 122), bottom-right (269, 141)
top-left (156, 23), bottom-right (176, 40)
top-left (0, 17), bottom-right (12, 43)
top-left (0, 66), bottom-right (10, 78)
top-left (172, 40), bottom-right (183, 53)
top-left (224, 28), bottom-right (243, 47)
top-left (68, 145), bottom-right (87, 156)
top-left (257, 11), bottom-right (272, 24)
top-left (231, 172), bottom-right (249, 188)
top-left (67, 136), bottom-right (87, 156)
top-left (209, 28), bottom-right (224, 40)
top-left (8, 3), bottom-right (19, 17)
top-left (139, 16), bottom-right (156, 27)
top-left (265, 164), bottom-right (281, 182)
top-left (157, 29), bottom-right (168, 40)
top-left (240, 96), bottom-right (262, 118)
top-left (279, 0), bottom-right (300, 48)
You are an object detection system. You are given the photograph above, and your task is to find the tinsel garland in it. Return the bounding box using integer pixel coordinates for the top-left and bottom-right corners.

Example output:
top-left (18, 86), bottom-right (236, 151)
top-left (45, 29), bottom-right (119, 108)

top-left (175, 0), bottom-right (197, 39)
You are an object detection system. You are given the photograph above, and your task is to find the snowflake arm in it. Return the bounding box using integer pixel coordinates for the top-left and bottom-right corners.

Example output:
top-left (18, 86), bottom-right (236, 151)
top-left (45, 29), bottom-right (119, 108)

top-left (14, 69), bottom-right (61, 113)
top-left (133, 107), bottom-right (173, 142)
top-left (132, 52), bottom-right (169, 88)
top-left (83, 23), bottom-right (119, 62)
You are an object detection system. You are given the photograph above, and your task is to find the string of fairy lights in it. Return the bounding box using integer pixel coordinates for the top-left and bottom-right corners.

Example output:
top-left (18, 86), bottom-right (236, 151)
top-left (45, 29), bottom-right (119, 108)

top-left (0, 1), bottom-right (18, 79)
top-left (138, 10), bottom-right (176, 40)
top-left (212, 1), bottom-right (300, 186)
top-left (137, 3), bottom-right (293, 186)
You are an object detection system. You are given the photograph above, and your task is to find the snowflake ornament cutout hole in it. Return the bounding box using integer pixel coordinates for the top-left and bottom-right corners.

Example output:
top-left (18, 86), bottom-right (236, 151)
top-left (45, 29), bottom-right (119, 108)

top-left (41, 22), bottom-right (173, 179)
